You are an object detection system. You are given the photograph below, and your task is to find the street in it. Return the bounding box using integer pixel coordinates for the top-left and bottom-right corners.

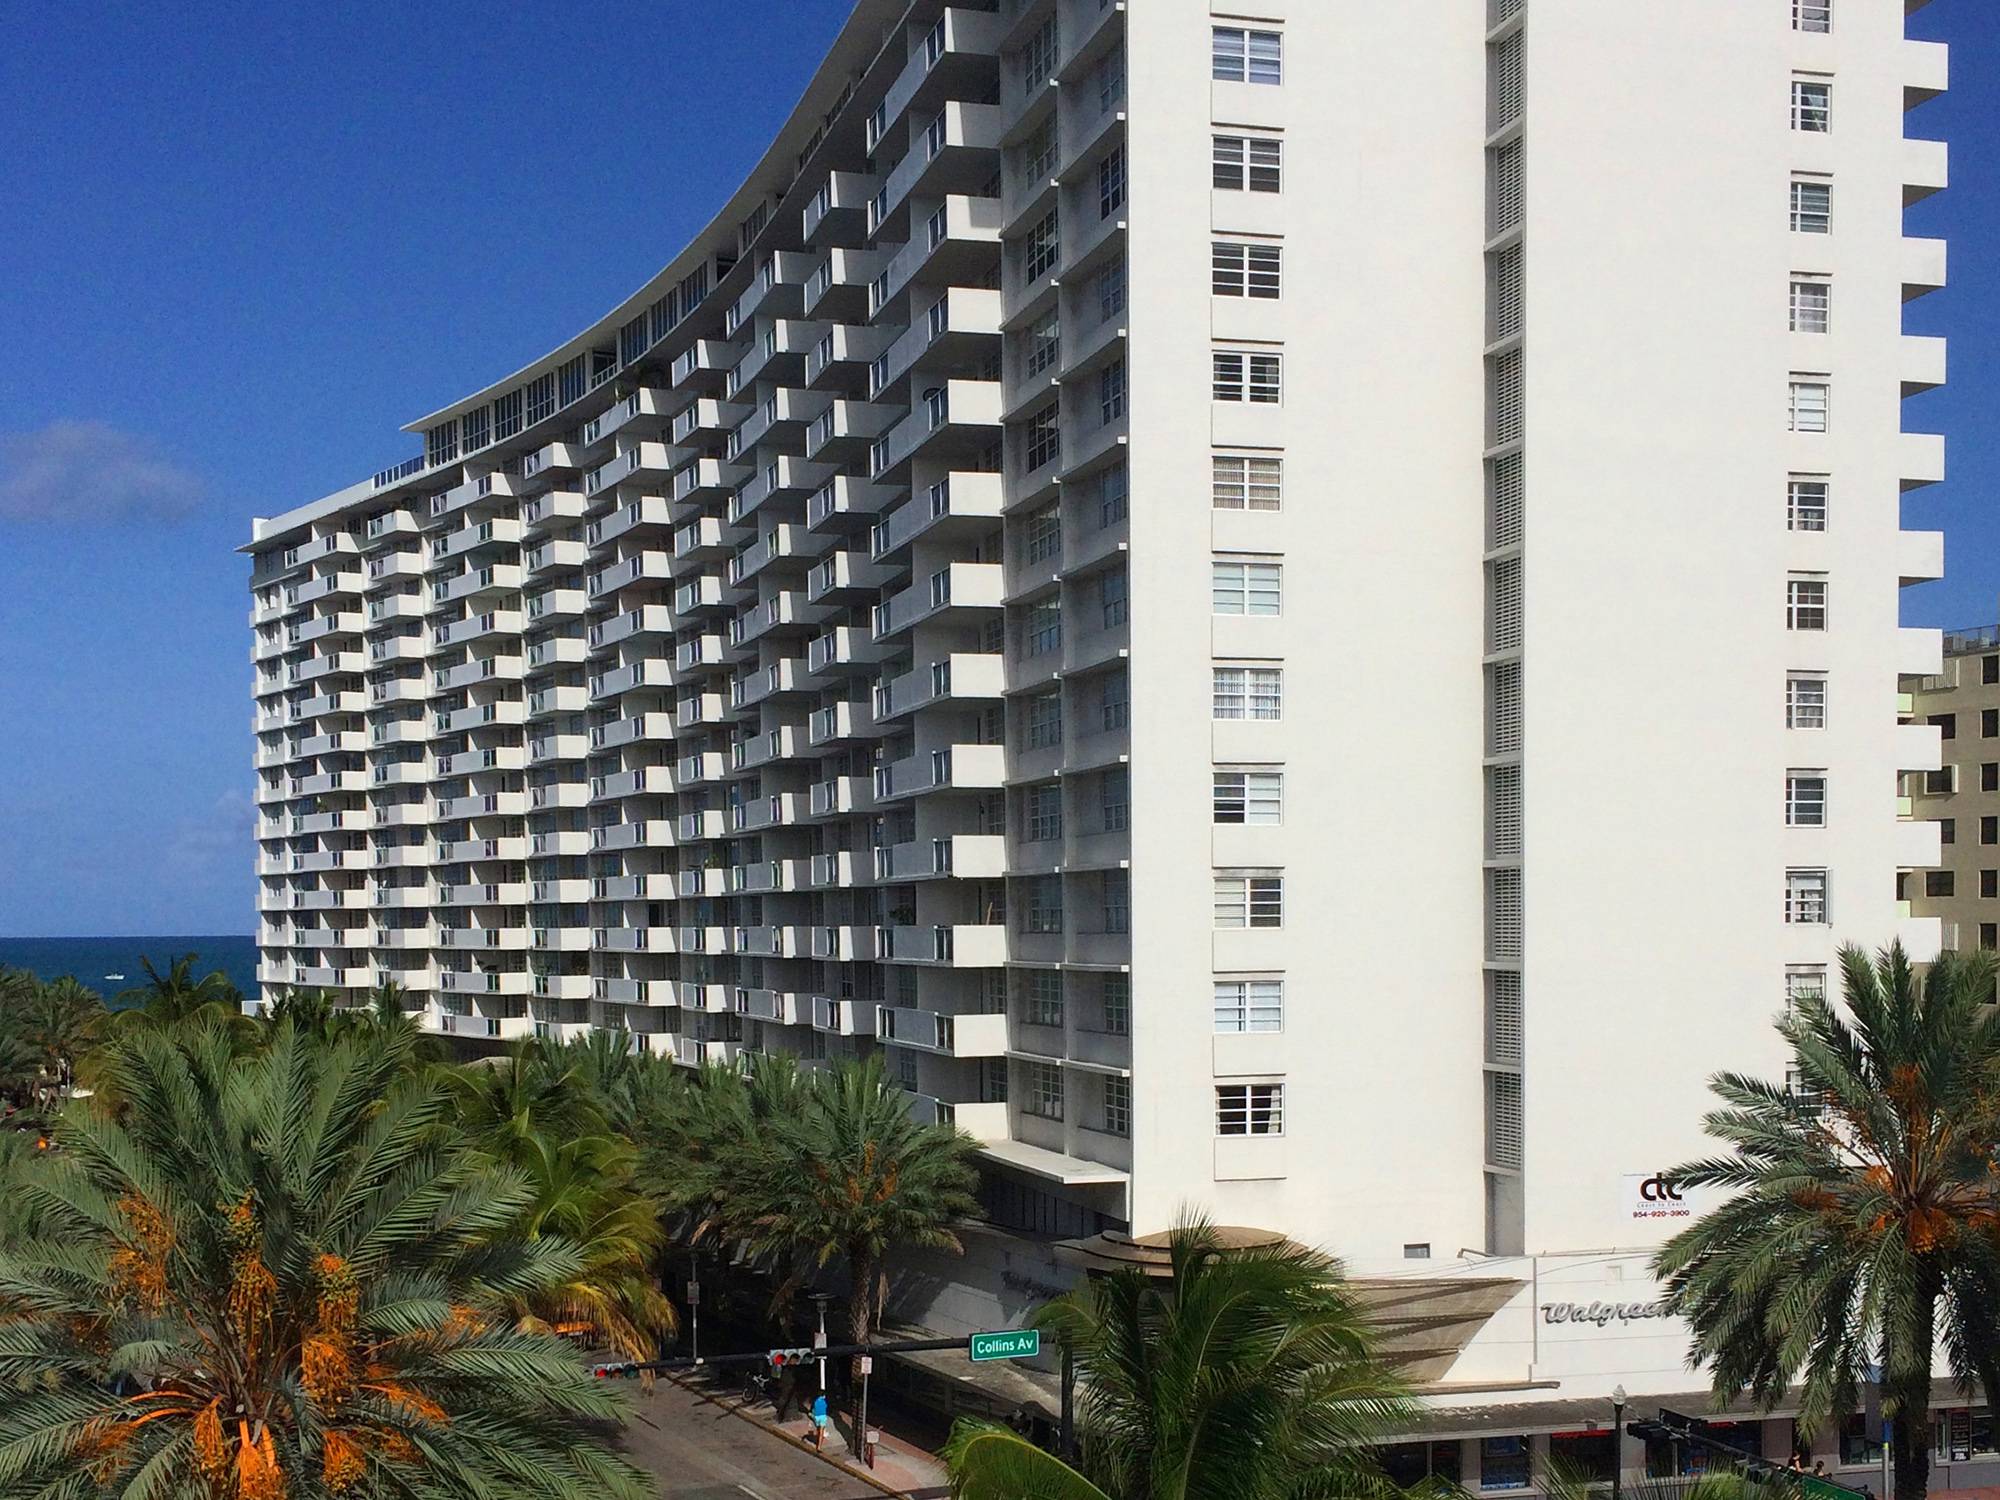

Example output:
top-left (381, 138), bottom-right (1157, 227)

top-left (619, 1381), bottom-right (893, 1500)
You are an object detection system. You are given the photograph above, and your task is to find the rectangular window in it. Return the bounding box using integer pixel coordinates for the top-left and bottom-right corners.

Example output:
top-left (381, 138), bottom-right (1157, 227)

top-left (1095, 46), bottom-right (1125, 112)
top-left (1986, 763), bottom-right (1999, 793)
top-left (1212, 454), bottom-right (1282, 511)
top-left (1023, 876), bottom-right (1064, 934)
top-left (1212, 241), bottom-right (1283, 299)
top-left (1790, 278), bottom-right (1830, 333)
top-left (1021, 15), bottom-right (1058, 93)
top-left (1098, 145), bottom-right (1126, 218)
top-left (1102, 974), bottom-right (1130, 1034)
top-left (1983, 869), bottom-right (1998, 900)
top-left (1216, 1082), bottom-right (1284, 1136)
top-left (1024, 1060), bottom-right (1064, 1118)
top-left (1024, 971), bottom-right (1064, 1027)
top-left (1214, 769), bottom-right (1283, 825)
top-left (1786, 674), bottom-right (1827, 729)
top-left (1212, 559), bottom-right (1283, 616)
top-left (1785, 868), bottom-right (1829, 925)
top-left (1099, 669), bottom-right (1129, 732)
top-left (1788, 476), bottom-right (1829, 531)
top-left (1932, 713), bottom-right (1957, 740)
top-left (1987, 655), bottom-right (1999, 685)
top-left (1928, 870), bottom-right (1956, 899)
top-left (1096, 260), bottom-right (1127, 322)
top-left (1024, 209), bottom-right (1061, 282)
top-left (1100, 767), bottom-right (1130, 831)
top-left (1102, 1077), bottom-right (1130, 1137)
top-left (1213, 666), bottom-right (1283, 720)
top-left (1212, 134), bottom-right (1282, 192)
top-left (1984, 708), bottom-right (1998, 738)
top-left (1024, 402), bottom-right (1061, 472)
top-left (1792, 79), bottom-right (1831, 132)
top-left (1025, 503), bottom-right (1061, 563)
top-left (1791, 179), bottom-right (1831, 234)
top-left (1482, 1437), bottom-right (1532, 1492)
top-left (1788, 578), bottom-right (1827, 631)
top-left (1213, 978), bottom-right (1284, 1033)
top-left (1098, 464), bottom-right (1129, 528)
top-left (1213, 350), bottom-right (1282, 404)
top-left (1943, 818), bottom-right (1957, 845)
top-left (1983, 815), bottom-right (1998, 846)
top-left (1784, 965), bottom-right (1827, 1012)
top-left (1794, 0), bottom-right (1832, 31)
top-left (1101, 870), bottom-right (1130, 933)
top-left (1024, 599), bottom-right (1062, 656)
top-left (1100, 567), bottom-right (1129, 628)
top-left (1025, 782), bottom-right (1063, 842)
top-left (1214, 873), bottom-right (1283, 928)
top-left (1212, 26), bottom-right (1281, 84)
top-left (1786, 772), bottom-right (1828, 827)
top-left (1788, 380), bottom-right (1829, 433)
top-left (1024, 689), bottom-right (1063, 748)
top-left (1099, 360), bottom-right (1127, 424)
top-left (1025, 313), bottom-right (1061, 377)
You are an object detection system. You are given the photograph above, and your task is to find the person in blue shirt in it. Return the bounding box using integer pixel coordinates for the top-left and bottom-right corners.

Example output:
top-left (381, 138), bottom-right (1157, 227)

top-left (809, 1393), bottom-right (829, 1451)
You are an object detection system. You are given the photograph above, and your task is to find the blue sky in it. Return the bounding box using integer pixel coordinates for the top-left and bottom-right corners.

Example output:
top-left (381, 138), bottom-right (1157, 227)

top-left (0, 2), bottom-right (1993, 937)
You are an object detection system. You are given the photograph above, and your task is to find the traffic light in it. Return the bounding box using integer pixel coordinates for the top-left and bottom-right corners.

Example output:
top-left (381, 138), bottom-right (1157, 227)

top-left (592, 1361), bottom-right (643, 1379)
top-left (767, 1347), bottom-right (816, 1368)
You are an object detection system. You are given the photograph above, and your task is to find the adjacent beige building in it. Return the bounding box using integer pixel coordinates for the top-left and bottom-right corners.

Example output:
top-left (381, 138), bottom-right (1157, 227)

top-left (1907, 625), bottom-right (2000, 954)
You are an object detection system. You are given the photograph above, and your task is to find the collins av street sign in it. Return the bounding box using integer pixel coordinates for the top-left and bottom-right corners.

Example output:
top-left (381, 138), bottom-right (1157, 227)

top-left (969, 1329), bottom-right (1041, 1361)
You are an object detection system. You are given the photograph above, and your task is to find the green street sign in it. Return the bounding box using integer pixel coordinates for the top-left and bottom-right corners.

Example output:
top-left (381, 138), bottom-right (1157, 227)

top-left (969, 1328), bottom-right (1041, 1362)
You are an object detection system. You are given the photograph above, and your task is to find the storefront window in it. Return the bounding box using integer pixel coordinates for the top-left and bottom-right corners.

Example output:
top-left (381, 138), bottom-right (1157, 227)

top-left (1380, 1442), bottom-right (1463, 1489)
top-left (1937, 1408), bottom-right (1996, 1462)
top-left (1841, 1414), bottom-right (1885, 1467)
top-left (1549, 1430), bottom-right (1617, 1484)
top-left (1482, 1436), bottom-right (1532, 1491)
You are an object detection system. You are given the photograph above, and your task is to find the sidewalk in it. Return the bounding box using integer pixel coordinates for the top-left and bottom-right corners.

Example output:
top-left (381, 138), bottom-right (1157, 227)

top-left (669, 1373), bottom-right (951, 1498)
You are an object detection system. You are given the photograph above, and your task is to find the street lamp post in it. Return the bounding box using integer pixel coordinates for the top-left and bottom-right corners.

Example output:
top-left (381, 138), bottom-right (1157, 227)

top-left (1612, 1385), bottom-right (1628, 1500)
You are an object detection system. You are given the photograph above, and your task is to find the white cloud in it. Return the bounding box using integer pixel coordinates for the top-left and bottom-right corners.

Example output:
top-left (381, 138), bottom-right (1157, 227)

top-left (0, 420), bottom-right (204, 524)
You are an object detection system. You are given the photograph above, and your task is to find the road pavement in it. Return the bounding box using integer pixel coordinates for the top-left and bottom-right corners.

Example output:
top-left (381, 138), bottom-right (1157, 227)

top-left (619, 1381), bottom-right (892, 1499)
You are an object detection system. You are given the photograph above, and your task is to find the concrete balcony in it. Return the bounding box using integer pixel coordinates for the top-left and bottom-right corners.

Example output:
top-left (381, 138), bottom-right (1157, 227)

top-left (433, 654), bottom-right (523, 692)
top-left (871, 379), bottom-right (1003, 478)
top-left (431, 699), bottom-right (524, 735)
top-left (588, 549), bottom-right (673, 600)
top-left (881, 923), bottom-right (1008, 966)
top-left (596, 926), bottom-right (675, 954)
top-left (436, 835), bottom-right (527, 863)
top-left (803, 170), bottom-right (880, 245)
top-left (1904, 38), bottom-right (1949, 108)
top-left (736, 987), bottom-right (809, 1026)
top-left (437, 1009), bottom-right (534, 1041)
top-left (289, 611), bottom-right (365, 646)
top-left (1899, 626), bottom-right (1944, 679)
top-left (521, 488), bottom-right (586, 529)
top-left (676, 690), bottom-right (728, 731)
top-left (433, 516), bottom-right (521, 562)
top-left (290, 651), bottom-right (367, 683)
top-left (877, 742), bottom-right (1007, 798)
top-left (1898, 529), bottom-right (1945, 587)
top-left (874, 562), bottom-right (1004, 641)
top-left (431, 609), bottom-right (522, 650)
top-left (878, 102), bottom-right (1006, 227)
top-left (873, 652), bottom-right (1006, 720)
top-left (813, 924), bottom-right (882, 962)
top-left (671, 397), bottom-right (751, 446)
top-left (1893, 720), bottom-right (1943, 773)
top-left (1902, 236), bottom-right (1947, 301)
top-left (589, 819), bottom-right (675, 852)
top-left (806, 851), bottom-right (862, 889)
top-left (1901, 334), bottom-right (1947, 398)
top-left (583, 386), bottom-right (673, 447)
top-left (808, 698), bottom-right (882, 746)
top-left (366, 552), bottom-right (426, 588)
top-left (526, 781), bottom-right (590, 812)
top-left (1903, 136), bottom-right (1947, 205)
top-left (526, 684), bottom-right (589, 719)
top-left (584, 440), bottom-right (677, 498)
top-left (525, 636), bottom-right (587, 670)
top-left (735, 725), bottom-right (808, 772)
top-left (435, 744), bottom-right (523, 776)
top-left (806, 474), bottom-right (898, 533)
top-left (908, 1095), bottom-right (1007, 1140)
top-left (526, 830), bottom-right (589, 858)
top-left (678, 809), bottom-right (727, 842)
top-left (530, 878), bottom-right (596, 905)
top-left (434, 881), bottom-right (527, 907)
top-left (588, 605), bottom-right (674, 653)
top-left (730, 791), bottom-right (811, 834)
top-left (594, 766), bottom-right (680, 799)
top-left (810, 995), bottom-right (877, 1036)
top-left (523, 587), bottom-right (587, 624)
top-left (802, 395), bottom-right (899, 464)
top-left (1894, 816), bottom-right (1942, 870)
top-left (435, 926), bottom-right (528, 952)
top-left (432, 564), bottom-right (522, 606)
top-left (531, 973), bottom-right (595, 1000)
top-left (523, 537), bottom-right (587, 578)
top-left (591, 712), bottom-right (675, 751)
top-left (875, 833), bottom-right (1006, 881)
top-left (1899, 432), bottom-right (1945, 491)
top-left (368, 634), bottom-right (428, 665)
top-left (435, 968), bottom-right (530, 1000)
top-left (877, 1006), bottom-right (1008, 1058)
top-left (675, 980), bottom-right (732, 1012)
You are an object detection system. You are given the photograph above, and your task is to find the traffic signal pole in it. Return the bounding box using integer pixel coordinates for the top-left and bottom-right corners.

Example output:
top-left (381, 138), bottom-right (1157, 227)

top-left (591, 1334), bottom-right (972, 1380)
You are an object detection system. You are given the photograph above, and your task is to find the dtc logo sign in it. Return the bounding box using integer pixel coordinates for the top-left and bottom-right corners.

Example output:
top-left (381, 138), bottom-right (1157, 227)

top-left (1621, 1171), bottom-right (1697, 1221)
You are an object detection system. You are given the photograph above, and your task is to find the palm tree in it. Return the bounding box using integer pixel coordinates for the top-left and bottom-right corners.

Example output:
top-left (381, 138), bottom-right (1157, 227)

top-left (114, 950), bottom-right (245, 1018)
top-left (1655, 941), bottom-right (2000, 1500)
top-left (723, 1055), bottom-right (981, 1368)
top-left (0, 1018), bottom-right (653, 1496)
top-left (942, 1218), bottom-right (1411, 1500)
top-left (449, 1043), bottom-right (602, 1154)
top-left (28, 974), bottom-right (106, 1091)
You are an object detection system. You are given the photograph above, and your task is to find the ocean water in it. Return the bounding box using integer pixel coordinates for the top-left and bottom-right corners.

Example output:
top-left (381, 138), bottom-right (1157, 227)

top-left (0, 935), bottom-right (259, 1007)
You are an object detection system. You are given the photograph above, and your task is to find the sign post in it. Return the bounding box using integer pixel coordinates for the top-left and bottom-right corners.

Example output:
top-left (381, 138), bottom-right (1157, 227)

top-left (969, 1329), bottom-right (1042, 1362)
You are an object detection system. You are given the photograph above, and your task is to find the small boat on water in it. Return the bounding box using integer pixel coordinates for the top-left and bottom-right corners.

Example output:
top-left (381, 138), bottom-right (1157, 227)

top-left (103, 974), bottom-right (124, 981)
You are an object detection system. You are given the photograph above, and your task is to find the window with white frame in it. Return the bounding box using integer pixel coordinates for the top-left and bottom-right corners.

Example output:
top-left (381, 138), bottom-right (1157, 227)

top-left (1102, 1077), bottom-right (1131, 1136)
top-left (1099, 144), bottom-right (1126, 218)
top-left (1790, 278), bottom-right (1830, 334)
top-left (1216, 1082), bottom-right (1284, 1135)
top-left (1214, 768), bottom-right (1283, 825)
top-left (1213, 134), bottom-right (1282, 192)
top-left (1786, 772), bottom-right (1828, 827)
top-left (1026, 313), bottom-right (1061, 377)
top-left (1024, 598), bottom-right (1062, 656)
top-left (1786, 674), bottom-right (1828, 729)
top-left (1788, 379), bottom-right (1829, 432)
top-left (1212, 26), bottom-right (1281, 84)
top-left (1100, 566), bottom-right (1129, 627)
top-left (1099, 360), bottom-right (1126, 424)
top-left (1023, 1059), bottom-right (1064, 1118)
top-left (1214, 350), bottom-right (1282, 404)
top-left (1784, 964), bottom-right (1828, 1012)
top-left (1213, 454), bottom-right (1282, 511)
top-left (1024, 209), bottom-right (1061, 281)
top-left (1788, 476), bottom-right (1829, 531)
top-left (1212, 241), bottom-right (1283, 299)
top-left (1100, 766), bottom-right (1130, 831)
top-left (1025, 503), bottom-right (1061, 563)
top-left (1788, 577), bottom-right (1827, 631)
top-left (1214, 872), bottom-right (1283, 928)
top-left (1024, 689), bottom-right (1062, 748)
top-left (1213, 665), bottom-right (1282, 720)
top-left (1023, 875), bottom-right (1064, 933)
top-left (1021, 14), bottom-right (1058, 93)
top-left (1025, 781), bottom-right (1063, 841)
top-left (1023, 970), bottom-right (1063, 1027)
top-left (1024, 402), bottom-right (1061, 471)
top-left (1213, 977), bottom-right (1283, 1033)
top-left (1792, 78), bottom-right (1831, 132)
top-left (1785, 868), bottom-right (1829, 925)
top-left (1793, 0), bottom-right (1831, 31)
top-left (1790, 179), bottom-right (1831, 234)
top-left (1212, 558), bottom-right (1282, 616)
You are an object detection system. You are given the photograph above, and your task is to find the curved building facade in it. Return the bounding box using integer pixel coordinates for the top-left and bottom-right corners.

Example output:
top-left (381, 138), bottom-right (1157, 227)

top-left (248, 0), bottom-right (1951, 1272)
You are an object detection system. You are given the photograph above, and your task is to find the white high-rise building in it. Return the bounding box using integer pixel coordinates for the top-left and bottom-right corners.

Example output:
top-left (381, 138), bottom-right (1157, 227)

top-left (247, 0), bottom-right (1950, 1297)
